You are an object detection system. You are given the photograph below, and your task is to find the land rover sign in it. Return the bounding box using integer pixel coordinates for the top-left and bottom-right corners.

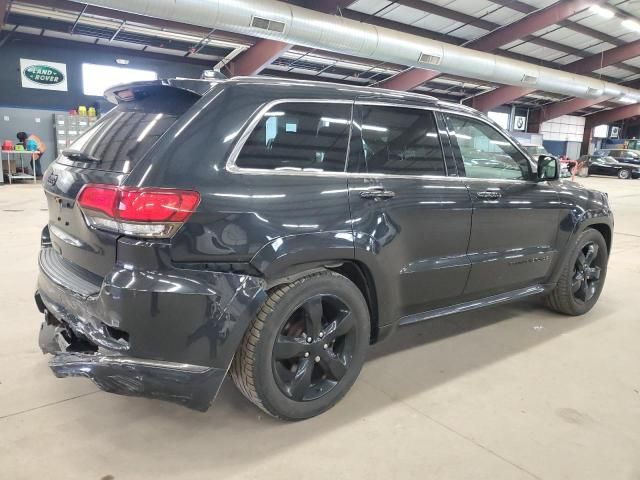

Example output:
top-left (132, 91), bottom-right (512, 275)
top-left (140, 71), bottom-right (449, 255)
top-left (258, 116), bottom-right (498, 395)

top-left (20, 59), bottom-right (68, 91)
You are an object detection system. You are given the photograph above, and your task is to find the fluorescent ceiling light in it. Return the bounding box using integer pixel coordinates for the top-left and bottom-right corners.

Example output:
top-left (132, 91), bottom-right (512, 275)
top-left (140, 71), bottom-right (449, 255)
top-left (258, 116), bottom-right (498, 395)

top-left (622, 19), bottom-right (640, 32)
top-left (589, 5), bottom-right (615, 19)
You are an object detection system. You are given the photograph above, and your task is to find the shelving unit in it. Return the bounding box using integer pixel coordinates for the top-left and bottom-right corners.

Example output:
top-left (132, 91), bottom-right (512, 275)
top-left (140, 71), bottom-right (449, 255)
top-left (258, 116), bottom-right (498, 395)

top-left (54, 114), bottom-right (98, 157)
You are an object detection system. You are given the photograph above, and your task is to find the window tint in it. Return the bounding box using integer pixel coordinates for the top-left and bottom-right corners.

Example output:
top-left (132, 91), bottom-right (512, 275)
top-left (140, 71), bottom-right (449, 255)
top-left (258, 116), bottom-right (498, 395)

top-left (446, 114), bottom-right (531, 180)
top-left (61, 87), bottom-right (199, 173)
top-left (236, 102), bottom-right (350, 172)
top-left (352, 106), bottom-right (445, 176)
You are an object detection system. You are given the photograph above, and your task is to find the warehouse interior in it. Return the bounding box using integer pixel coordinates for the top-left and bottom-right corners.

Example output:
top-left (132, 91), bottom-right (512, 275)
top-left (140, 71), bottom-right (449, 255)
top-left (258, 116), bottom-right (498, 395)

top-left (1, 0), bottom-right (639, 478)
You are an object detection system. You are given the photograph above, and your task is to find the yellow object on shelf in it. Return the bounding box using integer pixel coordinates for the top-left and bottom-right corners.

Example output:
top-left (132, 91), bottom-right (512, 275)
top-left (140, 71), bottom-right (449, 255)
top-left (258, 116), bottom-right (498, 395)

top-left (88, 107), bottom-right (97, 117)
top-left (78, 105), bottom-right (87, 116)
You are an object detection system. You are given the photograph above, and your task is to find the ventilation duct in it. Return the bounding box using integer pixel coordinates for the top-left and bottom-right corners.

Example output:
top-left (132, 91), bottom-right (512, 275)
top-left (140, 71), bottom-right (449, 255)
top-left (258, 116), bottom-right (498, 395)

top-left (69, 0), bottom-right (640, 103)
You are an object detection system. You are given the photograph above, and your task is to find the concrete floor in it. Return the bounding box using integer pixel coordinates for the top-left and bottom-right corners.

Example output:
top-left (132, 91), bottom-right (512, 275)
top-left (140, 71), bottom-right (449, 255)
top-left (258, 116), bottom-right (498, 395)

top-left (1, 176), bottom-right (639, 480)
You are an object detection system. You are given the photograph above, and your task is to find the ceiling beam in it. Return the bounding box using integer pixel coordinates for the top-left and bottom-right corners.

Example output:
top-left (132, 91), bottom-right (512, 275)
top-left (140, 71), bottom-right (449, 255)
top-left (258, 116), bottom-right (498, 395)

top-left (585, 103), bottom-right (640, 126)
top-left (393, 0), bottom-right (496, 30)
top-left (565, 39), bottom-right (640, 74)
top-left (222, 0), bottom-right (354, 76)
top-left (468, 0), bottom-right (604, 52)
top-left (379, 0), bottom-right (606, 91)
top-left (224, 39), bottom-right (290, 76)
top-left (294, 0), bottom-right (356, 13)
top-left (469, 37), bottom-right (640, 112)
top-left (470, 85), bottom-right (535, 112)
top-left (485, 0), bottom-right (536, 14)
top-left (528, 96), bottom-right (613, 131)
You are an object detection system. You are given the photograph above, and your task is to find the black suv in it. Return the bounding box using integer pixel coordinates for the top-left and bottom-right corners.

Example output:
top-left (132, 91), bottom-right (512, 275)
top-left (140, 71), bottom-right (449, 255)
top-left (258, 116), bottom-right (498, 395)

top-left (36, 77), bottom-right (612, 420)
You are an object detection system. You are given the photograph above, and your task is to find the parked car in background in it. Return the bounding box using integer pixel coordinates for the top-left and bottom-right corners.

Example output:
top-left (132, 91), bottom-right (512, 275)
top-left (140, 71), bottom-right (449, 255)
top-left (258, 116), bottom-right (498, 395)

top-left (593, 148), bottom-right (640, 166)
top-left (36, 77), bottom-right (613, 420)
top-left (581, 155), bottom-right (640, 179)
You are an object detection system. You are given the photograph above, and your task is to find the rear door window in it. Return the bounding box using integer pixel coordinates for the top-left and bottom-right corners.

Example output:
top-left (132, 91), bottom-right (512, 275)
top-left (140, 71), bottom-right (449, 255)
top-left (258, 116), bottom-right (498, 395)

top-left (58, 86), bottom-right (200, 173)
top-left (350, 105), bottom-right (446, 176)
top-left (235, 102), bottom-right (351, 172)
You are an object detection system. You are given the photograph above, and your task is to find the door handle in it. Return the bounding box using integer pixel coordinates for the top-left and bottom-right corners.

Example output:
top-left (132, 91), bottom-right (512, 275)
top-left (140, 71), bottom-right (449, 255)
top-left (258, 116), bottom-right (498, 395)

top-left (476, 190), bottom-right (502, 200)
top-left (360, 186), bottom-right (396, 200)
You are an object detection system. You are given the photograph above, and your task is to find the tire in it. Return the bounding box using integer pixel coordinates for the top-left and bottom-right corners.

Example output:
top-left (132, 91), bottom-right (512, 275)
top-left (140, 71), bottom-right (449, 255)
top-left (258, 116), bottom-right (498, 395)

top-left (546, 228), bottom-right (608, 316)
top-left (231, 270), bottom-right (370, 420)
top-left (618, 169), bottom-right (630, 179)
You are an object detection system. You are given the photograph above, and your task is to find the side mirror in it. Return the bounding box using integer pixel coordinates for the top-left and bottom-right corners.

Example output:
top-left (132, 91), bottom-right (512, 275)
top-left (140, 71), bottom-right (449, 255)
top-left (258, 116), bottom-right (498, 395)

top-left (537, 155), bottom-right (559, 181)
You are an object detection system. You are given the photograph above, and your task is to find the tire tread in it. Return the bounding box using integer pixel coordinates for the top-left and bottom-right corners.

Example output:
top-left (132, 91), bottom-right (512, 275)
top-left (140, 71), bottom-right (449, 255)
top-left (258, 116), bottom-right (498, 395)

top-left (230, 270), bottom-right (344, 419)
top-left (546, 228), bottom-right (607, 315)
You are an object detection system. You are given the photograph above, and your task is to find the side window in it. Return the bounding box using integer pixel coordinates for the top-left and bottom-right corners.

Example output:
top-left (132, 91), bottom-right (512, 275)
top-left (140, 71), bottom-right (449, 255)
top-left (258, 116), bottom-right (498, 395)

top-left (236, 102), bottom-right (351, 172)
top-left (446, 114), bottom-right (532, 180)
top-left (351, 105), bottom-right (446, 176)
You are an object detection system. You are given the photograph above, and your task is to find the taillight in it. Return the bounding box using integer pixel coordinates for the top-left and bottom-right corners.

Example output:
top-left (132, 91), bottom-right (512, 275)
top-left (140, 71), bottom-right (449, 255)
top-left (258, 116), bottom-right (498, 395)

top-left (77, 184), bottom-right (200, 238)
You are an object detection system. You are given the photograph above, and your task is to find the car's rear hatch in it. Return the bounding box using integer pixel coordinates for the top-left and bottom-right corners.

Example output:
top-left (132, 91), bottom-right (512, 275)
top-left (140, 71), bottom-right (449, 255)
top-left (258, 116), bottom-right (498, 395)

top-left (43, 80), bottom-right (214, 279)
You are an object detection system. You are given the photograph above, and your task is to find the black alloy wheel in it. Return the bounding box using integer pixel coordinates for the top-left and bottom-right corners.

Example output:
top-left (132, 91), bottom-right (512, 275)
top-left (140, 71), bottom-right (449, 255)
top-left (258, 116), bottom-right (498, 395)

top-left (272, 294), bottom-right (356, 402)
top-left (546, 228), bottom-right (608, 316)
top-left (231, 271), bottom-right (370, 420)
top-left (572, 242), bottom-right (602, 303)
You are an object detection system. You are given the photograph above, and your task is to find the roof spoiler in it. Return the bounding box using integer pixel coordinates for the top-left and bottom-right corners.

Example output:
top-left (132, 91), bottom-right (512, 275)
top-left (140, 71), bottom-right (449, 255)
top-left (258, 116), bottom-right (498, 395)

top-left (104, 78), bottom-right (223, 104)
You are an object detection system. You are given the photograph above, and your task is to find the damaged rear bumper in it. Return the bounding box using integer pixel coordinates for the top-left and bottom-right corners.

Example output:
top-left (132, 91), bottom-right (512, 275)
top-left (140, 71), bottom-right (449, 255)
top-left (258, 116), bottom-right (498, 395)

top-left (38, 315), bottom-right (226, 410)
top-left (36, 235), bottom-right (267, 411)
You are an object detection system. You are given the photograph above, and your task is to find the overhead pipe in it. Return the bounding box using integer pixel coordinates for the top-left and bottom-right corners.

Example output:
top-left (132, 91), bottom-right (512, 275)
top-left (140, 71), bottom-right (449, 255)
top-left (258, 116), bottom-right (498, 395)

top-left (68, 0), bottom-right (640, 103)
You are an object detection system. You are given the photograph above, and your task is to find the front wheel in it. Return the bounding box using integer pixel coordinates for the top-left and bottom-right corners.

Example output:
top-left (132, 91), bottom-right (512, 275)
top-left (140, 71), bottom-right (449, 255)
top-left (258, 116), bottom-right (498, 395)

top-left (546, 229), bottom-right (608, 316)
top-left (231, 271), bottom-right (370, 420)
top-left (618, 169), bottom-right (631, 179)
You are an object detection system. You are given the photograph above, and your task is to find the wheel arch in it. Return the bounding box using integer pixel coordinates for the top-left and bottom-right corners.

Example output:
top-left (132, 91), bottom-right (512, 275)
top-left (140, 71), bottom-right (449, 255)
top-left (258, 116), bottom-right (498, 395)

top-left (587, 223), bottom-right (612, 254)
top-left (263, 260), bottom-right (381, 344)
top-left (548, 216), bottom-right (612, 286)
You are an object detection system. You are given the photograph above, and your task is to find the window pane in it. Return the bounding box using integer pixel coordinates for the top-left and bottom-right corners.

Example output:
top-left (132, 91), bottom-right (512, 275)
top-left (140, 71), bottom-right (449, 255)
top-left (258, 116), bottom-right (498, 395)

top-left (354, 106), bottom-right (445, 176)
top-left (61, 87), bottom-right (197, 173)
top-left (236, 103), bottom-right (350, 172)
top-left (446, 114), bottom-right (531, 180)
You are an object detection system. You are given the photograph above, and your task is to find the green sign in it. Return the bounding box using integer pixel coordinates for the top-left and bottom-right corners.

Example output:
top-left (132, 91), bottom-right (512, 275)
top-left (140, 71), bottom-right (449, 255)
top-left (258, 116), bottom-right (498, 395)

top-left (23, 64), bottom-right (65, 86)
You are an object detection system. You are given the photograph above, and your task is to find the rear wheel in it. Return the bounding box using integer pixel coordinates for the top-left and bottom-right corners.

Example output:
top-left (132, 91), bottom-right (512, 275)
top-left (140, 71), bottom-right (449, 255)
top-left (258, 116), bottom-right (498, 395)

top-left (618, 169), bottom-right (631, 179)
top-left (546, 229), bottom-right (608, 316)
top-left (231, 271), bottom-right (370, 420)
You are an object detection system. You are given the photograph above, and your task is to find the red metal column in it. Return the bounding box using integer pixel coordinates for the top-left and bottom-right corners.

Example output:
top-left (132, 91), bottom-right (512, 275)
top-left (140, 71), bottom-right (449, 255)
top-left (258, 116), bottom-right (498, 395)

top-left (226, 39), bottom-right (291, 76)
top-left (225, 0), bottom-right (355, 77)
top-left (470, 86), bottom-right (534, 112)
top-left (379, 69), bottom-right (440, 91)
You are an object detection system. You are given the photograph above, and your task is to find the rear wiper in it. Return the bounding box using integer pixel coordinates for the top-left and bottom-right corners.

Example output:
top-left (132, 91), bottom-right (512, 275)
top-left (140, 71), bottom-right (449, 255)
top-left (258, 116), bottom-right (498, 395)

top-left (63, 149), bottom-right (100, 163)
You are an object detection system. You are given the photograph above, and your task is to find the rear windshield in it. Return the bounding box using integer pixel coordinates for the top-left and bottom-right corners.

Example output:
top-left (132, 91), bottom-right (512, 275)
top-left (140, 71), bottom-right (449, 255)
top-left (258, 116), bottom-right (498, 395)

top-left (57, 87), bottom-right (200, 173)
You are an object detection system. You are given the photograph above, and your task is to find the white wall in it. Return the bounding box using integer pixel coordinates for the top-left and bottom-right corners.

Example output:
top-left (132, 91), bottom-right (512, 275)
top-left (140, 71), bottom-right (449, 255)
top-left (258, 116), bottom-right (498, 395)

top-left (540, 115), bottom-right (585, 142)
